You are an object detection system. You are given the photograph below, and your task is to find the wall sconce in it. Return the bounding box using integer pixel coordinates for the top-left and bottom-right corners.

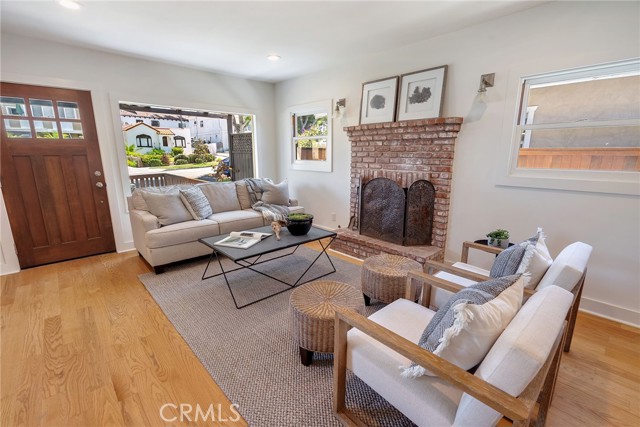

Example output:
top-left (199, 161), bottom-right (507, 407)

top-left (333, 98), bottom-right (346, 119)
top-left (478, 73), bottom-right (495, 93)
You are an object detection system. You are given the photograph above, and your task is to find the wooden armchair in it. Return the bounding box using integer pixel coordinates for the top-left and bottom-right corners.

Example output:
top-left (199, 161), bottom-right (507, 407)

top-left (333, 271), bottom-right (573, 427)
top-left (423, 240), bottom-right (591, 352)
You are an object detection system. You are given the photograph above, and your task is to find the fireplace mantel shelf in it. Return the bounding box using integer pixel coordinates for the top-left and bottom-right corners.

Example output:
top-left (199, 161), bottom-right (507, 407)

top-left (344, 116), bottom-right (463, 132)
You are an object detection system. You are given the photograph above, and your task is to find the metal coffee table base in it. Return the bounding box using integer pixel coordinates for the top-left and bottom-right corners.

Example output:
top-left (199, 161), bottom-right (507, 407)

top-left (202, 236), bottom-right (337, 309)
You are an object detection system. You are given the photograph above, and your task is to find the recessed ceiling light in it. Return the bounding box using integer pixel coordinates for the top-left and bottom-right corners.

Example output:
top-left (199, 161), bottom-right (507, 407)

top-left (59, 0), bottom-right (81, 10)
top-left (267, 54), bottom-right (281, 62)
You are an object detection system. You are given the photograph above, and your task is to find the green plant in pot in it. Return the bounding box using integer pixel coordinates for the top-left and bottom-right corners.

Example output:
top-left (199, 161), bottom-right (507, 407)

top-left (486, 229), bottom-right (510, 248)
top-left (286, 213), bottom-right (314, 236)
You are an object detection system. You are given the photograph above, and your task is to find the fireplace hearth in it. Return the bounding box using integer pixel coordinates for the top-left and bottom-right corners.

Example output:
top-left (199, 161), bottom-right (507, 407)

top-left (331, 117), bottom-right (463, 265)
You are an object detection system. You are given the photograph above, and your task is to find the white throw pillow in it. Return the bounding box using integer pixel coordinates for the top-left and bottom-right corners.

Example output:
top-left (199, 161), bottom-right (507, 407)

top-left (402, 274), bottom-right (525, 378)
top-left (261, 179), bottom-right (290, 206)
top-left (517, 228), bottom-right (553, 288)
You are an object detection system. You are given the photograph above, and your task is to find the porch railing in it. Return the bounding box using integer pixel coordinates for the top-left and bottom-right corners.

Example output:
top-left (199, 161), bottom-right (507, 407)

top-left (129, 173), bottom-right (203, 189)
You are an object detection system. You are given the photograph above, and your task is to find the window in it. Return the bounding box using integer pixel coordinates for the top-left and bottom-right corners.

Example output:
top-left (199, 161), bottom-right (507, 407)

top-left (289, 100), bottom-right (332, 172)
top-left (174, 136), bottom-right (186, 147)
top-left (200, 120), bottom-right (204, 127)
top-left (162, 136), bottom-right (168, 146)
top-left (151, 120), bottom-right (160, 127)
top-left (516, 61), bottom-right (639, 172)
top-left (136, 134), bottom-right (152, 147)
top-left (136, 119), bottom-right (143, 123)
top-left (498, 59), bottom-right (640, 195)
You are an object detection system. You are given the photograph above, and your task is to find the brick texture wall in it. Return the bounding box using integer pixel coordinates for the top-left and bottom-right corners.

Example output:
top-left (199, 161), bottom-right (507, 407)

top-left (332, 117), bottom-right (463, 263)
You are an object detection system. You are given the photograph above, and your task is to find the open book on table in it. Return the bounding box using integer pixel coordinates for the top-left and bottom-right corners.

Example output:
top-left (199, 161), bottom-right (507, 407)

top-left (214, 231), bottom-right (272, 249)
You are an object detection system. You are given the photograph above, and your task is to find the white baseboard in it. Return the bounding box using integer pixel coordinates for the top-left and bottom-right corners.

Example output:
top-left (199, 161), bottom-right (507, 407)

top-left (579, 297), bottom-right (640, 328)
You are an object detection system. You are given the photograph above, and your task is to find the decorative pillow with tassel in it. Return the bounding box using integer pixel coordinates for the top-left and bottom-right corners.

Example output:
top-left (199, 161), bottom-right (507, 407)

top-left (401, 274), bottom-right (525, 378)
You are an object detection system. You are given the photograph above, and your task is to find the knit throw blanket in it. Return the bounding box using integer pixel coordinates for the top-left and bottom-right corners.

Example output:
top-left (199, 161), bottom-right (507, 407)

top-left (245, 178), bottom-right (290, 222)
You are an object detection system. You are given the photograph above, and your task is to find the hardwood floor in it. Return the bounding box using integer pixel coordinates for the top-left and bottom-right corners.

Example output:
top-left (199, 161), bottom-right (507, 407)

top-left (1, 248), bottom-right (638, 427)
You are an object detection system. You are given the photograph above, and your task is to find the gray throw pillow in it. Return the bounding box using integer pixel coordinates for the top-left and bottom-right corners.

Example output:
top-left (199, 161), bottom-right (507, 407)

top-left (141, 189), bottom-right (193, 226)
top-left (261, 179), bottom-right (290, 206)
top-left (489, 242), bottom-right (528, 277)
top-left (179, 186), bottom-right (213, 220)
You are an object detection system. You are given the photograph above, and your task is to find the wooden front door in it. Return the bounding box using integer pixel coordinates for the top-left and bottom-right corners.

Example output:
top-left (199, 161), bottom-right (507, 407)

top-left (0, 83), bottom-right (115, 268)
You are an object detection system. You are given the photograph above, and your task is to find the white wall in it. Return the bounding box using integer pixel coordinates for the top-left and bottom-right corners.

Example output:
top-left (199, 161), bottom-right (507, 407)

top-left (0, 33), bottom-right (276, 274)
top-left (275, 1), bottom-right (640, 325)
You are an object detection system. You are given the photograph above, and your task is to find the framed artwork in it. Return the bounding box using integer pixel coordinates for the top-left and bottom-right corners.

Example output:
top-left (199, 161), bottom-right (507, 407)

top-left (359, 76), bottom-right (399, 124)
top-left (397, 65), bottom-right (447, 121)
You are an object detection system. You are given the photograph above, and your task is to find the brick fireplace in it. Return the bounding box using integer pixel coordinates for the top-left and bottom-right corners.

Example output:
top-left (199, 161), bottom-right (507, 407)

top-left (331, 117), bottom-right (463, 264)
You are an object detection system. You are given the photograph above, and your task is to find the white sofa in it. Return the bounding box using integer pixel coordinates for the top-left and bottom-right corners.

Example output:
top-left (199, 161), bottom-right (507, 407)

top-left (128, 179), bottom-right (304, 273)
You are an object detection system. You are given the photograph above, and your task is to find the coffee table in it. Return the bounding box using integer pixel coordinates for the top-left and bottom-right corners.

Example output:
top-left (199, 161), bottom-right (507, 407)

top-left (199, 226), bottom-right (337, 309)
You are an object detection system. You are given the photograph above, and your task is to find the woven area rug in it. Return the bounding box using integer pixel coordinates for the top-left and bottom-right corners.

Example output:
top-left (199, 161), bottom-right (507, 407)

top-left (139, 246), bottom-right (415, 427)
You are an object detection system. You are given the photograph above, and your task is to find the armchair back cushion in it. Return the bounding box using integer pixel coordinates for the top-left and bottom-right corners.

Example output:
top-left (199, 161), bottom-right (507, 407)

top-left (536, 242), bottom-right (592, 292)
top-left (453, 285), bottom-right (573, 427)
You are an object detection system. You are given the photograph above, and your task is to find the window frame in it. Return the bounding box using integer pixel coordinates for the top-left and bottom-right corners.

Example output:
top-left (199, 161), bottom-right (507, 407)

top-left (136, 134), bottom-right (152, 147)
top-left (289, 100), bottom-right (332, 173)
top-left (497, 59), bottom-right (640, 196)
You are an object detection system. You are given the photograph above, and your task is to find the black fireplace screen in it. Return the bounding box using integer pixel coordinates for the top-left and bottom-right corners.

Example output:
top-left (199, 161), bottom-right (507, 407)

top-left (359, 178), bottom-right (435, 246)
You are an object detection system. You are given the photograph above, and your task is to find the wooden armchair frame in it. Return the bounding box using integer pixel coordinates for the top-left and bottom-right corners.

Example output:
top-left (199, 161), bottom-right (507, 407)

top-left (333, 270), bottom-right (566, 427)
top-left (423, 241), bottom-right (585, 352)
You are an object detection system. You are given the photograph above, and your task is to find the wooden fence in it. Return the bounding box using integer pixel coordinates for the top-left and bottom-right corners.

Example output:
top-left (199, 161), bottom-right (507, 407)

top-left (517, 147), bottom-right (640, 171)
top-left (129, 173), bottom-right (203, 189)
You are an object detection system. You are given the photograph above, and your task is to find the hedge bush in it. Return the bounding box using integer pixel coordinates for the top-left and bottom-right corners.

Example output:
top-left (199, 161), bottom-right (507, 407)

top-left (146, 158), bottom-right (163, 167)
top-left (193, 157), bottom-right (206, 164)
top-left (174, 154), bottom-right (188, 161)
top-left (187, 154), bottom-right (198, 163)
top-left (174, 159), bottom-right (188, 165)
top-left (171, 147), bottom-right (184, 156)
top-left (127, 159), bottom-right (137, 167)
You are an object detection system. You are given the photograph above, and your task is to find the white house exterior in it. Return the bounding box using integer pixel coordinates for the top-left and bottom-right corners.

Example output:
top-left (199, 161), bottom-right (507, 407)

top-left (189, 117), bottom-right (229, 152)
top-left (120, 109), bottom-right (189, 130)
top-left (122, 122), bottom-right (192, 154)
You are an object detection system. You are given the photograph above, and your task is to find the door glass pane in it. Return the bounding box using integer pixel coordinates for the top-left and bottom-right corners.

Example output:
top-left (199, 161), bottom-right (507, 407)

top-left (4, 119), bottom-right (31, 138)
top-left (34, 120), bottom-right (59, 138)
top-left (30, 99), bottom-right (56, 118)
top-left (0, 97), bottom-right (27, 116)
top-left (60, 121), bottom-right (84, 139)
top-left (57, 101), bottom-right (81, 119)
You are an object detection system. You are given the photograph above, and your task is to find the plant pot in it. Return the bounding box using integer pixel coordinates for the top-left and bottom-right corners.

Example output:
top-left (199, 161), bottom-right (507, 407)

top-left (487, 237), bottom-right (509, 249)
top-left (287, 218), bottom-right (313, 236)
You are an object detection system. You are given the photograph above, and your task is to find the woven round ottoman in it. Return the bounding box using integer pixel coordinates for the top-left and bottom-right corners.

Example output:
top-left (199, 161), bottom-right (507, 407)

top-left (361, 254), bottom-right (422, 305)
top-left (290, 280), bottom-right (364, 366)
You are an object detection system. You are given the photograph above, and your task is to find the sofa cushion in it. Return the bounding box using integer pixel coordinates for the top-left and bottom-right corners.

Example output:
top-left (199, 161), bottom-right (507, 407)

top-left (207, 209), bottom-right (264, 235)
top-left (454, 285), bottom-right (573, 427)
top-left (235, 180), bottom-right (253, 209)
top-left (348, 299), bottom-right (462, 427)
top-left (404, 274), bottom-right (524, 378)
top-left (146, 219), bottom-right (220, 249)
top-left (261, 179), bottom-right (290, 205)
top-left (141, 189), bottom-right (193, 226)
top-left (179, 186), bottom-right (213, 220)
top-left (199, 182), bottom-right (241, 213)
top-left (536, 242), bottom-right (592, 291)
top-left (131, 185), bottom-right (182, 211)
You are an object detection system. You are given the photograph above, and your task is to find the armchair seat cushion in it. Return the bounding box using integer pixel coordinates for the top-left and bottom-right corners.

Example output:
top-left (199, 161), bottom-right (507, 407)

top-left (347, 299), bottom-right (462, 427)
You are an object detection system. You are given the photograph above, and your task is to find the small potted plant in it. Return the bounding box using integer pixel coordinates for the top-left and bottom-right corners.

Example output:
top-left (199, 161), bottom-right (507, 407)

top-left (286, 213), bottom-right (314, 236)
top-left (486, 229), bottom-right (510, 248)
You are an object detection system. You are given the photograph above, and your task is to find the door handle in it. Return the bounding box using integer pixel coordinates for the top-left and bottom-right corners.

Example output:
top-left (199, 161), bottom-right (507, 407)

top-left (96, 182), bottom-right (104, 188)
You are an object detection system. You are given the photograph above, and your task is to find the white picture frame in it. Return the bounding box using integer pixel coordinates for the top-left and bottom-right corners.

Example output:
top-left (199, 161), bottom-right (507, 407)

top-left (359, 76), bottom-right (399, 124)
top-left (397, 65), bottom-right (447, 121)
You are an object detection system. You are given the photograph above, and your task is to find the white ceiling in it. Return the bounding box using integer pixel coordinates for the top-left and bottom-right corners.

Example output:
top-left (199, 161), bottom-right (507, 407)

top-left (1, 1), bottom-right (547, 83)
